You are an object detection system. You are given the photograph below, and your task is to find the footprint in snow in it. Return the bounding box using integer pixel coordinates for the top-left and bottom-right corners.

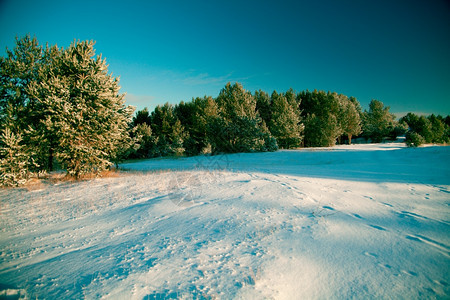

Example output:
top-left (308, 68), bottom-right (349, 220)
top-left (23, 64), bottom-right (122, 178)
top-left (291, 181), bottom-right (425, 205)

top-left (363, 251), bottom-right (378, 258)
top-left (322, 206), bottom-right (335, 211)
top-left (405, 234), bottom-right (450, 257)
top-left (352, 213), bottom-right (363, 219)
top-left (369, 224), bottom-right (387, 231)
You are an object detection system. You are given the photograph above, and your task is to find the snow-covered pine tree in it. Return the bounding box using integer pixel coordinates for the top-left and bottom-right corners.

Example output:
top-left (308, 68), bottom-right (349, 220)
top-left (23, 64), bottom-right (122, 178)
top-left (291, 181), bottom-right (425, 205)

top-left (28, 40), bottom-right (134, 178)
top-left (362, 100), bottom-right (395, 143)
top-left (337, 95), bottom-right (361, 145)
top-left (0, 35), bottom-right (44, 131)
top-left (211, 82), bottom-right (276, 153)
top-left (0, 127), bottom-right (37, 186)
top-left (269, 91), bottom-right (304, 148)
top-left (0, 35), bottom-right (50, 183)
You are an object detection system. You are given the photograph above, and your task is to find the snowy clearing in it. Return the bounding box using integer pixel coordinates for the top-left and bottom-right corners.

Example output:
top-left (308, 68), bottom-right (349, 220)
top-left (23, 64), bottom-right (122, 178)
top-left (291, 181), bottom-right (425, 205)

top-left (1, 143), bottom-right (449, 299)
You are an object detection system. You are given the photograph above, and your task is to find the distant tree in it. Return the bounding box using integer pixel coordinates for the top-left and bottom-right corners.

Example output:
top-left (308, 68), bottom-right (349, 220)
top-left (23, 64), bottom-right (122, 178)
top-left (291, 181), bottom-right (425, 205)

top-left (415, 116), bottom-right (432, 143)
top-left (175, 96), bottom-right (219, 155)
top-left (405, 131), bottom-right (425, 147)
top-left (284, 88), bottom-right (300, 112)
top-left (269, 91), bottom-right (304, 148)
top-left (254, 89), bottom-right (271, 125)
top-left (298, 90), bottom-right (342, 147)
top-left (399, 112), bottom-right (419, 128)
top-left (444, 116), bottom-right (450, 127)
top-left (362, 99), bottom-right (395, 143)
top-left (338, 96), bottom-right (362, 144)
top-left (210, 82), bottom-right (276, 153)
top-left (129, 122), bottom-right (154, 158)
top-left (304, 113), bottom-right (340, 147)
top-left (401, 113), bottom-right (449, 145)
top-left (150, 102), bottom-right (187, 156)
top-left (428, 114), bottom-right (448, 143)
top-left (216, 82), bottom-right (259, 120)
top-left (132, 107), bottom-right (152, 126)
top-left (390, 122), bottom-right (408, 140)
top-left (28, 40), bottom-right (134, 178)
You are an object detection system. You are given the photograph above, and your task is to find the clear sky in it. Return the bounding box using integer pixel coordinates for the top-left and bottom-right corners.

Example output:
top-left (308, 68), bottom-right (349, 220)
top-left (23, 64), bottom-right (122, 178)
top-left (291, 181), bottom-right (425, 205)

top-left (1, 0), bottom-right (449, 116)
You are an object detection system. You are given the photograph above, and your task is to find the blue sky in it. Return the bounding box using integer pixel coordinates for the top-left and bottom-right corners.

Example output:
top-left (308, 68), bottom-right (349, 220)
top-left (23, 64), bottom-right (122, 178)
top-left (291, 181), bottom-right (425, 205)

top-left (1, 0), bottom-right (449, 116)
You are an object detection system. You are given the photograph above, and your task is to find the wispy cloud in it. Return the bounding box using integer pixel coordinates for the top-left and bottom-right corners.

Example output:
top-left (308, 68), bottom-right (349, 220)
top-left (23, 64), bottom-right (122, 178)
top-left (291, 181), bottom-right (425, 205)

top-left (180, 71), bottom-right (235, 86)
top-left (160, 69), bottom-right (252, 87)
top-left (124, 93), bottom-right (156, 109)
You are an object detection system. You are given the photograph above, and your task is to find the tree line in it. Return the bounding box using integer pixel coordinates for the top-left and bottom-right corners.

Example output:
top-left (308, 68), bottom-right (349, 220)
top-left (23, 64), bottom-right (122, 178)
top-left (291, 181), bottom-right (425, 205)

top-left (1, 36), bottom-right (449, 186)
top-left (129, 85), bottom-right (449, 159)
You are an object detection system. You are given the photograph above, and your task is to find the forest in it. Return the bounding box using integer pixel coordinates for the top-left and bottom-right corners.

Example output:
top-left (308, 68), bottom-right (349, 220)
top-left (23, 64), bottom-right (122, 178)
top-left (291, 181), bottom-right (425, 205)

top-left (1, 36), bottom-right (449, 186)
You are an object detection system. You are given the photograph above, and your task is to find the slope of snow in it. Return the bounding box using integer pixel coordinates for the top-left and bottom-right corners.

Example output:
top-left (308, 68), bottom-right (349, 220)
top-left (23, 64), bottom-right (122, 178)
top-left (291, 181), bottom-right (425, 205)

top-left (1, 143), bottom-right (449, 299)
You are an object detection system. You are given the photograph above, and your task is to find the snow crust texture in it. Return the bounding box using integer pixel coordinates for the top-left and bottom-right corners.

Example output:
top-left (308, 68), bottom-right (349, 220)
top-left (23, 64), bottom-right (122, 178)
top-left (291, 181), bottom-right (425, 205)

top-left (1, 143), bottom-right (449, 299)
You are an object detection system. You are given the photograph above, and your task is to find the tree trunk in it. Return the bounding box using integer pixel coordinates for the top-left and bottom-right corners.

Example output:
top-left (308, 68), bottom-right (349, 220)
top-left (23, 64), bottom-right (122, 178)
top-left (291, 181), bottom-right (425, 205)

top-left (348, 134), bottom-right (352, 145)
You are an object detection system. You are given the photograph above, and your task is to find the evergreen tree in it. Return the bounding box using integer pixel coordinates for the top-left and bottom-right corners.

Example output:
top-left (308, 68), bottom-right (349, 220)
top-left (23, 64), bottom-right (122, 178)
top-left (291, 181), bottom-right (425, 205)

top-left (269, 91), bottom-right (304, 148)
top-left (0, 128), bottom-right (37, 186)
top-left (304, 113), bottom-right (340, 147)
top-left (175, 96), bottom-right (219, 155)
top-left (210, 82), bottom-right (276, 153)
top-left (428, 114), bottom-right (448, 143)
top-left (362, 99), bottom-right (395, 143)
top-left (0, 35), bottom-right (63, 180)
top-left (150, 103), bottom-right (187, 156)
top-left (401, 113), bottom-right (449, 145)
top-left (339, 96), bottom-right (362, 144)
top-left (254, 90), bottom-right (271, 125)
top-left (132, 107), bottom-right (152, 126)
top-left (28, 40), bottom-right (134, 178)
top-left (298, 90), bottom-right (342, 147)
top-left (284, 88), bottom-right (300, 112)
top-left (0, 35), bottom-right (45, 131)
top-left (405, 131), bottom-right (425, 147)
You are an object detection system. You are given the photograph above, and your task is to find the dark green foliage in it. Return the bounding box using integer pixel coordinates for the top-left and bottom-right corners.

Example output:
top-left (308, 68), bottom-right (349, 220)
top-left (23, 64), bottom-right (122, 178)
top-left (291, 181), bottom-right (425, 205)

top-left (405, 131), bottom-right (425, 147)
top-left (129, 123), bottom-right (154, 158)
top-left (444, 116), bottom-right (450, 127)
top-left (390, 122), bottom-right (408, 140)
top-left (298, 90), bottom-right (342, 147)
top-left (133, 107), bottom-right (152, 126)
top-left (268, 91), bottom-right (303, 148)
top-left (362, 100), bottom-right (395, 143)
top-left (148, 103), bottom-right (187, 157)
top-left (304, 113), bottom-right (340, 147)
top-left (174, 96), bottom-right (219, 156)
top-left (210, 83), bottom-right (277, 153)
top-left (255, 90), bottom-right (271, 125)
top-left (400, 113), bottom-right (449, 145)
top-left (428, 114), bottom-right (448, 144)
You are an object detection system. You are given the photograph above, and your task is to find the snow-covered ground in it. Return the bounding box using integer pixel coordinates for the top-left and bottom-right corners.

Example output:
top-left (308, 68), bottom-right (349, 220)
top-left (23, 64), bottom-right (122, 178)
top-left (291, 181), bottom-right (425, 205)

top-left (1, 143), bottom-right (449, 299)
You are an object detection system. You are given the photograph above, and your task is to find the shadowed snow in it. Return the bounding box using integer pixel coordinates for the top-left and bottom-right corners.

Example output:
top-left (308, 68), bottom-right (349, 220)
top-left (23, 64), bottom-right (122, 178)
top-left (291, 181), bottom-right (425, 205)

top-left (1, 143), bottom-right (449, 299)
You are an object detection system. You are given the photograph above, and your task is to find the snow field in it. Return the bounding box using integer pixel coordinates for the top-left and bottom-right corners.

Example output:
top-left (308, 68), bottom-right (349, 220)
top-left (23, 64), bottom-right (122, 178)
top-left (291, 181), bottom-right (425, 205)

top-left (0, 143), bottom-right (449, 299)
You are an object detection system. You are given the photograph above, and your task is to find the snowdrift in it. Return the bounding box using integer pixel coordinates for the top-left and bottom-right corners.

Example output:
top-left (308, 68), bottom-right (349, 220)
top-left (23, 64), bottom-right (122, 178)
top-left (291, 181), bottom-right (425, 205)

top-left (1, 143), bottom-right (449, 299)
